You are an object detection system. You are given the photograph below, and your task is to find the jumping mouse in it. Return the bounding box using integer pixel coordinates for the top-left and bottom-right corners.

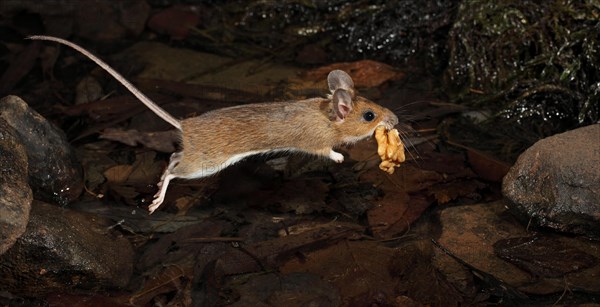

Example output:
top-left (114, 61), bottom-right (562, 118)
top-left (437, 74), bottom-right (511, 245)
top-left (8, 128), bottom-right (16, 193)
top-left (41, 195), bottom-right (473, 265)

top-left (28, 35), bottom-right (399, 213)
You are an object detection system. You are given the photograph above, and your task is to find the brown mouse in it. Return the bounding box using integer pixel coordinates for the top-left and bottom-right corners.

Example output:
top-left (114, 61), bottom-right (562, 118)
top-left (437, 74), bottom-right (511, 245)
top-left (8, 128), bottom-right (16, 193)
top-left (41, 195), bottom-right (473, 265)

top-left (28, 35), bottom-right (399, 213)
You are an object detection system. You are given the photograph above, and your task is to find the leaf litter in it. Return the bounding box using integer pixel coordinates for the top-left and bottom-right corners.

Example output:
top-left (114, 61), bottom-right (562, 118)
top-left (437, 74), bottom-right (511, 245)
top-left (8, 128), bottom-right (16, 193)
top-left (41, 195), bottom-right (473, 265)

top-left (62, 45), bottom-right (495, 304)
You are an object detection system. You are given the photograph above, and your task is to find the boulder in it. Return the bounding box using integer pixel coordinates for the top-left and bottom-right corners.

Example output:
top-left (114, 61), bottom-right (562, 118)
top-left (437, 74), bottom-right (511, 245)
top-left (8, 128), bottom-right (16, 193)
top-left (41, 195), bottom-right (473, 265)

top-left (0, 201), bottom-right (134, 296)
top-left (0, 118), bottom-right (32, 255)
top-left (0, 95), bottom-right (83, 204)
top-left (502, 124), bottom-right (600, 237)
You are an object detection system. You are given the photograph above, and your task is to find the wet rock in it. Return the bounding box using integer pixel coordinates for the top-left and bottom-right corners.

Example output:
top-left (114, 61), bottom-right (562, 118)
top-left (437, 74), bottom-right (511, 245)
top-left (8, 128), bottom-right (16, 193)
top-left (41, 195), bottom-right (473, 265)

top-left (434, 201), bottom-right (600, 295)
top-left (0, 201), bottom-right (134, 296)
top-left (0, 119), bottom-right (32, 255)
top-left (502, 124), bottom-right (600, 237)
top-left (0, 95), bottom-right (83, 204)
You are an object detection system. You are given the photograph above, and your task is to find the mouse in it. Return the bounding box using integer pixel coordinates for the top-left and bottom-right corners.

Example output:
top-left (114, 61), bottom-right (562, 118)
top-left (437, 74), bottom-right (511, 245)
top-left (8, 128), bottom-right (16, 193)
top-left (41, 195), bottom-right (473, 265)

top-left (28, 35), bottom-right (399, 213)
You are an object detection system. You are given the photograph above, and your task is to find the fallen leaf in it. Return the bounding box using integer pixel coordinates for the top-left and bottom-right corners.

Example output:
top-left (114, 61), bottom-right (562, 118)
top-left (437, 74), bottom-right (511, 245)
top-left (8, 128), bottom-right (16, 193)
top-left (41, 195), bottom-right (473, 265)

top-left (389, 243), bottom-right (464, 306)
top-left (129, 265), bottom-right (191, 306)
top-left (0, 41), bottom-right (41, 96)
top-left (75, 75), bottom-right (103, 105)
top-left (218, 223), bottom-right (363, 275)
top-left (466, 148), bottom-right (511, 182)
top-left (367, 192), bottom-right (431, 238)
top-left (108, 184), bottom-right (139, 202)
top-left (304, 60), bottom-right (404, 88)
top-left (103, 165), bottom-right (133, 184)
top-left (127, 151), bottom-right (165, 184)
top-left (251, 178), bottom-right (330, 215)
top-left (174, 196), bottom-right (195, 214)
top-left (427, 179), bottom-right (486, 205)
top-left (147, 5), bottom-right (201, 40)
top-left (280, 240), bottom-right (398, 301)
top-left (46, 293), bottom-right (130, 307)
top-left (494, 236), bottom-right (598, 278)
top-left (60, 95), bottom-right (140, 117)
top-left (136, 78), bottom-right (268, 104)
top-left (100, 128), bottom-right (178, 153)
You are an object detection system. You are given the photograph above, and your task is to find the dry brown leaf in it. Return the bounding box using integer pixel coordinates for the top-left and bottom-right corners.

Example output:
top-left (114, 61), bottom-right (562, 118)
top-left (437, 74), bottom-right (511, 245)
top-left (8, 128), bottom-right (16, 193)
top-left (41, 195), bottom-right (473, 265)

top-left (304, 60), bottom-right (404, 88)
top-left (466, 148), bottom-right (511, 182)
top-left (147, 5), bottom-right (200, 40)
top-left (129, 265), bottom-right (190, 306)
top-left (428, 179), bottom-right (486, 205)
top-left (280, 240), bottom-right (398, 300)
top-left (100, 128), bottom-right (178, 153)
top-left (108, 184), bottom-right (139, 201)
top-left (103, 164), bottom-right (133, 184)
top-left (127, 151), bottom-right (164, 184)
top-left (174, 196), bottom-right (195, 214)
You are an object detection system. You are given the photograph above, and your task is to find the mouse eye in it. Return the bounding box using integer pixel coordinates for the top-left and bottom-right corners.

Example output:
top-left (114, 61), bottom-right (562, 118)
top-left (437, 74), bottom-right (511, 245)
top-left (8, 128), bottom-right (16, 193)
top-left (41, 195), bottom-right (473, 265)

top-left (363, 111), bottom-right (376, 122)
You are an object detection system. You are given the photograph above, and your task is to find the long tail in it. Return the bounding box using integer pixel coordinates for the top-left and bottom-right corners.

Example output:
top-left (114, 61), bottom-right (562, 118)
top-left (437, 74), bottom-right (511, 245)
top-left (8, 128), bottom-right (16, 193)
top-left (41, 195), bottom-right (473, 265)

top-left (27, 35), bottom-right (182, 130)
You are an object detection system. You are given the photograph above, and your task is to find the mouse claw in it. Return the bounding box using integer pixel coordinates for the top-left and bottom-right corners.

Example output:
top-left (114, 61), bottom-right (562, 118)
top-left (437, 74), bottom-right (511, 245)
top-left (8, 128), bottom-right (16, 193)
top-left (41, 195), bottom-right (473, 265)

top-left (148, 199), bottom-right (162, 214)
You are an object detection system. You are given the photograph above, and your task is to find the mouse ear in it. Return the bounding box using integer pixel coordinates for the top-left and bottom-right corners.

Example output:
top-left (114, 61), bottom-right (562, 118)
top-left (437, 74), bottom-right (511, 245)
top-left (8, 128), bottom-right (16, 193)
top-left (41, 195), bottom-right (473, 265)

top-left (328, 70), bottom-right (355, 95)
top-left (333, 89), bottom-right (353, 120)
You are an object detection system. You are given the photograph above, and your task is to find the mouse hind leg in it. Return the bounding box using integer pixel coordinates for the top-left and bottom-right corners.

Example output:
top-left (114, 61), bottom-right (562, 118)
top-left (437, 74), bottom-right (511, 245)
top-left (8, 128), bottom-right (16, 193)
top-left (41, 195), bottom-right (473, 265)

top-left (148, 152), bottom-right (182, 214)
top-left (148, 153), bottom-right (227, 214)
top-left (157, 152), bottom-right (182, 188)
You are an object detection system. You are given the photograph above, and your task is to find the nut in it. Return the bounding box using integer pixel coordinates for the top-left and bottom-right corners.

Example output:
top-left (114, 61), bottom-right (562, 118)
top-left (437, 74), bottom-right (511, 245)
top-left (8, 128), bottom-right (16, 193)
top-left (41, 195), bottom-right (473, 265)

top-left (374, 126), bottom-right (405, 174)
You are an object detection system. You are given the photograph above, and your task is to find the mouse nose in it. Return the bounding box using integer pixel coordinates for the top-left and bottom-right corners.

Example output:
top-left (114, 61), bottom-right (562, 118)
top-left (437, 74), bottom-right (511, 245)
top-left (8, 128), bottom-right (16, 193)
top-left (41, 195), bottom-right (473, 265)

top-left (387, 113), bottom-right (399, 128)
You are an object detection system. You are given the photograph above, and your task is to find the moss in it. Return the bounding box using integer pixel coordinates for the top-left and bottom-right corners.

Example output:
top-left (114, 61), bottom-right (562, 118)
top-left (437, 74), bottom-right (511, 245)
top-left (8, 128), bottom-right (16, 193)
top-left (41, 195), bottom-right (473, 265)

top-left (444, 1), bottom-right (599, 160)
top-left (444, 0), bottom-right (600, 160)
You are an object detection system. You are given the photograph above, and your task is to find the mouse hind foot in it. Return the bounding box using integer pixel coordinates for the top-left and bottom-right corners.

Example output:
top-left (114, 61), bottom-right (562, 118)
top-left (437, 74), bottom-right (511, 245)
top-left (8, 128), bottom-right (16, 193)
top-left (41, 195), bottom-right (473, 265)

top-left (148, 152), bottom-right (182, 214)
top-left (149, 173), bottom-right (175, 214)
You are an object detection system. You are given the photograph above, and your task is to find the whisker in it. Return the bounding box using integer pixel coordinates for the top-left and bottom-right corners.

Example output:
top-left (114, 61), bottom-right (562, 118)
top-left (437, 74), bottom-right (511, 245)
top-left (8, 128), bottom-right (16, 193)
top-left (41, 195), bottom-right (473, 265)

top-left (395, 123), bottom-right (422, 166)
top-left (392, 99), bottom-right (443, 112)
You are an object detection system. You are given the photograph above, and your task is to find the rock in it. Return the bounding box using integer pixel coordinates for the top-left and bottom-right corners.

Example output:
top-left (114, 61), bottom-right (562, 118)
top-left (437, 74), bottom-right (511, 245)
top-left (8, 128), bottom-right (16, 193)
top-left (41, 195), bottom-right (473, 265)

top-left (434, 201), bottom-right (600, 295)
top-left (502, 124), bottom-right (600, 237)
top-left (0, 118), bottom-right (32, 255)
top-left (0, 95), bottom-right (83, 204)
top-left (0, 201), bottom-right (134, 296)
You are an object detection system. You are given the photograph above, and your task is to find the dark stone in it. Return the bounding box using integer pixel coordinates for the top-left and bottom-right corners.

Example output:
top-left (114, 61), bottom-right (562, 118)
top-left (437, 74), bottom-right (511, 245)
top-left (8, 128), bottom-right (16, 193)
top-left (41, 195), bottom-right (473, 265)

top-left (0, 118), bottom-right (32, 255)
top-left (502, 124), bottom-right (600, 237)
top-left (0, 201), bottom-right (134, 296)
top-left (0, 95), bottom-right (83, 205)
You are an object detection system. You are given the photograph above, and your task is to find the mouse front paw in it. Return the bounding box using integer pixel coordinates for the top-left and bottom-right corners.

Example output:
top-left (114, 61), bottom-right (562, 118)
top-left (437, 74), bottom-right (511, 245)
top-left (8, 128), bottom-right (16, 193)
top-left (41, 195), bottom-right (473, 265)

top-left (329, 150), bottom-right (344, 163)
